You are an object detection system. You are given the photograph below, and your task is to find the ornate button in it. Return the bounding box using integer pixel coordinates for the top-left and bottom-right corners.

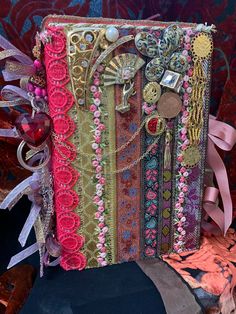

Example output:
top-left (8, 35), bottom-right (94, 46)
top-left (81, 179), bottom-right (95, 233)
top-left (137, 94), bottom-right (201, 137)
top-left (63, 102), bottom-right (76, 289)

top-left (143, 82), bottom-right (161, 104)
top-left (157, 92), bottom-right (182, 119)
top-left (145, 113), bottom-right (166, 136)
top-left (159, 24), bottom-right (184, 61)
top-left (169, 52), bottom-right (188, 73)
top-left (182, 145), bottom-right (201, 167)
top-left (145, 57), bottom-right (165, 81)
top-left (135, 32), bottom-right (159, 58)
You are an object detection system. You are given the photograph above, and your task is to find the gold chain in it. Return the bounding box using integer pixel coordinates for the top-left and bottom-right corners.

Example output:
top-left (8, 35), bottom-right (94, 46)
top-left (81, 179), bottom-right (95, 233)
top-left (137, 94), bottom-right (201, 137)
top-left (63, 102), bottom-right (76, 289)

top-left (52, 116), bottom-right (147, 158)
top-left (52, 132), bottom-right (159, 175)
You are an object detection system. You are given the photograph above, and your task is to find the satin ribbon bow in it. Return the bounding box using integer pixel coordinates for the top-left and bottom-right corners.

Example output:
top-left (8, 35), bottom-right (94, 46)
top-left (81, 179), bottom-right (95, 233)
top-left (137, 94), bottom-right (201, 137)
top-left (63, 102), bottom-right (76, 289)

top-left (204, 115), bottom-right (236, 235)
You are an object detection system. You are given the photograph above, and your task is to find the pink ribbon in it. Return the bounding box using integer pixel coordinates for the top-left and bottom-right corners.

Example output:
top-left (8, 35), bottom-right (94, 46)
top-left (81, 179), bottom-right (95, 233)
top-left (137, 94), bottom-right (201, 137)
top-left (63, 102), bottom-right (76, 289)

top-left (203, 115), bottom-right (236, 234)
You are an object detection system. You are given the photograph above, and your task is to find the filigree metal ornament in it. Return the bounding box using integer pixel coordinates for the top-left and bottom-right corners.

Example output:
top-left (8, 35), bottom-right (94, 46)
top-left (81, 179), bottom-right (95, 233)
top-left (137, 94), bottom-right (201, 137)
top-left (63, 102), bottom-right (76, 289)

top-left (182, 145), bottom-right (201, 167)
top-left (143, 82), bottom-right (161, 104)
top-left (169, 52), bottom-right (188, 73)
top-left (145, 57), bottom-right (165, 82)
top-left (158, 24), bottom-right (184, 63)
top-left (191, 33), bottom-right (213, 60)
top-left (135, 32), bottom-right (159, 58)
top-left (68, 28), bottom-right (100, 109)
top-left (103, 53), bottom-right (145, 86)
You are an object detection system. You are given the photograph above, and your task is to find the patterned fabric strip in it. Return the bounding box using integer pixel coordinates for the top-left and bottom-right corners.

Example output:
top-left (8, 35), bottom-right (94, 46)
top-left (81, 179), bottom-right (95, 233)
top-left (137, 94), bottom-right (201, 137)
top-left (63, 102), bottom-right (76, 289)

top-left (115, 38), bottom-right (142, 262)
top-left (159, 123), bottom-right (174, 255)
top-left (142, 130), bottom-right (161, 258)
top-left (102, 83), bottom-right (117, 264)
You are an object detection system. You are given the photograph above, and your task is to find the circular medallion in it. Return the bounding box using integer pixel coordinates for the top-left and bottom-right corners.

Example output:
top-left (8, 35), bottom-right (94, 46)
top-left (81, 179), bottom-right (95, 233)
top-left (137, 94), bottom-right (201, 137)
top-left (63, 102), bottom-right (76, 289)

top-left (191, 33), bottom-right (213, 60)
top-left (157, 92), bottom-right (182, 119)
top-left (135, 32), bottom-right (159, 58)
top-left (145, 113), bottom-right (166, 136)
top-left (145, 57), bottom-right (165, 81)
top-left (169, 52), bottom-right (188, 73)
top-left (182, 145), bottom-right (201, 167)
top-left (143, 82), bottom-right (161, 104)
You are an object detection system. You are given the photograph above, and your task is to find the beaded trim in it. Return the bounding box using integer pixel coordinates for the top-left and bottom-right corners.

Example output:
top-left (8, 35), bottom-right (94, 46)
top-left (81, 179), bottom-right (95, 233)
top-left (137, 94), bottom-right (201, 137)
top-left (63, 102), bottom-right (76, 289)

top-left (89, 68), bottom-right (110, 267)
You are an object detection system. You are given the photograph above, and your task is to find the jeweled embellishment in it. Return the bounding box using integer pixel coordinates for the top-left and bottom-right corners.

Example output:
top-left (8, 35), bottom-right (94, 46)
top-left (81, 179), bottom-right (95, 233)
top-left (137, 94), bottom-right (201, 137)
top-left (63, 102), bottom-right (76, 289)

top-left (143, 82), bottom-right (161, 104)
top-left (135, 32), bottom-right (159, 58)
top-left (145, 113), bottom-right (166, 136)
top-left (160, 70), bottom-right (182, 91)
top-left (15, 112), bottom-right (52, 147)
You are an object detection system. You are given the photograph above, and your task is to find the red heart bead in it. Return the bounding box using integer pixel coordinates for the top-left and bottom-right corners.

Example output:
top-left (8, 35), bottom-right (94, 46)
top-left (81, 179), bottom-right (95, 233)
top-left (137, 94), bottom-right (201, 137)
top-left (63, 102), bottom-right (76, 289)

top-left (15, 112), bottom-right (52, 147)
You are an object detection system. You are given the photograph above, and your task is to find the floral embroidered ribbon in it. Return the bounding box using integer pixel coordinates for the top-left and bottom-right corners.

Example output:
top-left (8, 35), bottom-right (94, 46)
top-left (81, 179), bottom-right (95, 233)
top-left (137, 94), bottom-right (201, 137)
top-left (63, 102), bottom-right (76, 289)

top-left (204, 115), bottom-right (236, 234)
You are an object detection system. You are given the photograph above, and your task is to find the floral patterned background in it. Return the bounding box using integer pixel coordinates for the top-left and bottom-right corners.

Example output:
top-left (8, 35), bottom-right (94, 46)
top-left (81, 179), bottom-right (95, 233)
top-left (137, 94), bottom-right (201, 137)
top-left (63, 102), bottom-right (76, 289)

top-left (0, 0), bottom-right (235, 207)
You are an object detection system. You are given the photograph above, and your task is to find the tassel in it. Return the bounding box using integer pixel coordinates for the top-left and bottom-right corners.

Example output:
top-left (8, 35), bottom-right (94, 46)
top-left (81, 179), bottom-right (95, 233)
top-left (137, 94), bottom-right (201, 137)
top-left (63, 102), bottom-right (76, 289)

top-left (164, 129), bottom-right (172, 169)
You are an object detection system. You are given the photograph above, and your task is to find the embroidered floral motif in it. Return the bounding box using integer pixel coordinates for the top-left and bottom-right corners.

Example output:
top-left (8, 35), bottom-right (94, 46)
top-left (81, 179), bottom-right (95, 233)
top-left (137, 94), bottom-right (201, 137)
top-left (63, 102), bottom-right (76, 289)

top-left (143, 126), bottom-right (159, 258)
top-left (173, 29), bottom-right (196, 253)
top-left (44, 26), bottom-right (86, 270)
top-left (90, 67), bottom-right (110, 267)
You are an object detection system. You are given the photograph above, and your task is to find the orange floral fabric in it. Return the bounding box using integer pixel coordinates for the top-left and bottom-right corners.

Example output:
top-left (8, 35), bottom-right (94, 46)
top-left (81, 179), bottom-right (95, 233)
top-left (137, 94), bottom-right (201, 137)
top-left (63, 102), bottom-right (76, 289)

top-left (163, 228), bottom-right (236, 314)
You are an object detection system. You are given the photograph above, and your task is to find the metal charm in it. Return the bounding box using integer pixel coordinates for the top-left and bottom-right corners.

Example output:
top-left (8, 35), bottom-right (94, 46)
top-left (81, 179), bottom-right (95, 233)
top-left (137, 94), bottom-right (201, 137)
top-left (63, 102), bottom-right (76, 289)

top-left (135, 32), bottom-right (159, 58)
top-left (145, 57), bottom-right (165, 82)
top-left (143, 82), bottom-right (161, 104)
top-left (116, 81), bottom-right (134, 113)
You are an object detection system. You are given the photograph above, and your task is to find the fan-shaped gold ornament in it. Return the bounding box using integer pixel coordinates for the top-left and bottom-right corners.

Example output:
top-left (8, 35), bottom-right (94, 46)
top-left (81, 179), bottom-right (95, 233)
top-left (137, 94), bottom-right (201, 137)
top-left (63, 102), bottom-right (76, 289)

top-left (103, 53), bottom-right (145, 86)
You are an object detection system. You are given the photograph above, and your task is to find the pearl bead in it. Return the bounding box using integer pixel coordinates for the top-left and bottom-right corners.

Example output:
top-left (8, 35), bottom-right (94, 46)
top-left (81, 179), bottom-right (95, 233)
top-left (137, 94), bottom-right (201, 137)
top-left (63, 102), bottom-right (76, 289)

top-left (105, 27), bottom-right (119, 42)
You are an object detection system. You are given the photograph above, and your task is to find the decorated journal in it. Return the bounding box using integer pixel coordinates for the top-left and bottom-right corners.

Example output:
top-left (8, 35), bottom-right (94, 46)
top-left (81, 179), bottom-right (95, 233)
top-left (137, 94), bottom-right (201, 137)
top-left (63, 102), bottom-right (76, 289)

top-left (1, 16), bottom-right (235, 274)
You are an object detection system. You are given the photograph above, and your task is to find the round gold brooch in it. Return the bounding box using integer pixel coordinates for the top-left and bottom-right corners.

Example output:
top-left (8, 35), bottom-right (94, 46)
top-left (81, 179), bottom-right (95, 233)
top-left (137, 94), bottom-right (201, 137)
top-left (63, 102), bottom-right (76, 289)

top-left (191, 33), bottom-right (213, 60)
top-left (182, 145), bottom-right (201, 168)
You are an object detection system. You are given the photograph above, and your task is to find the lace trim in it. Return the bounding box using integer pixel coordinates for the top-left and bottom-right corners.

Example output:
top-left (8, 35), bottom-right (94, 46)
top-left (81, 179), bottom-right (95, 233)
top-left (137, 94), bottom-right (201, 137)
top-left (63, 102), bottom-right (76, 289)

top-left (44, 26), bottom-right (86, 270)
